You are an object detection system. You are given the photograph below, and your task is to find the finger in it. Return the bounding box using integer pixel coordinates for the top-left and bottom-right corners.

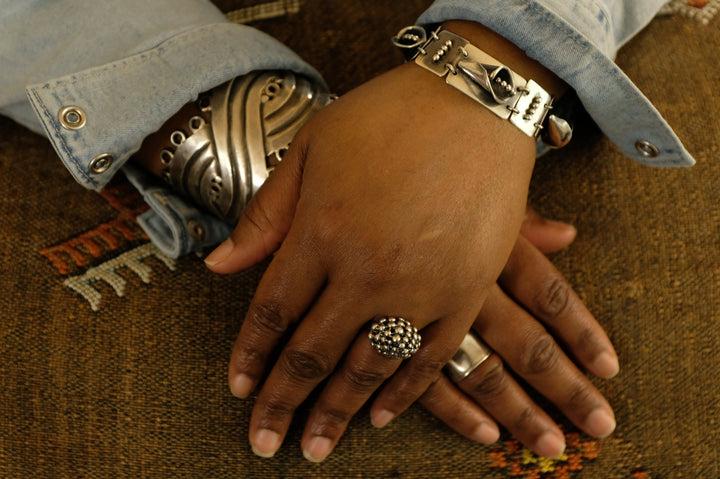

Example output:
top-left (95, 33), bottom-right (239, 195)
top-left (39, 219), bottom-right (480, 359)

top-left (228, 243), bottom-right (325, 399)
top-left (499, 235), bottom-right (619, 379)
top-left (454, 348), bottom-right (567, 458)
top-left (369, 314), bottom-right (475, 427)
top-left (205, 136), bottom-right (308, 273)
top-left (417, 373), bottom-right (500, 444)
top-left (300, 314), bottom-right (472, 463)
top-left (475, 284), bottom-right (616, 440)
top-left (248, 287), bottom-right (378, 459)
top-left (520, 206), bottom-right (577, 254)
top-left (299, 326), bottom-right (404, 462)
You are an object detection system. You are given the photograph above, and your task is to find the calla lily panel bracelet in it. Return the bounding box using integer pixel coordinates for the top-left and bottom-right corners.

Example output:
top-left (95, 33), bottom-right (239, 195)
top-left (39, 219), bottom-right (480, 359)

top-left (392, 25), bottom-right (573, 149)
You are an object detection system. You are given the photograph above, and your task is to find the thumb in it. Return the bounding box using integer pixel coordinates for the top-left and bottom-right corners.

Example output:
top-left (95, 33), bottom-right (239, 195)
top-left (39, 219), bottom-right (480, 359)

top-left (204, 143), bottom-right (306, 274)
top-left (520, 206), bottom-right (577, 254)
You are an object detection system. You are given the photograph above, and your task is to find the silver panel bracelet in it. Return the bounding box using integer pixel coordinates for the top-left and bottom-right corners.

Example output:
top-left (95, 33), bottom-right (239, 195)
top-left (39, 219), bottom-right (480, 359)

top-left (161, 71), bottom-right (334, 224)
top-left (392, 26), bottom-right (572, 148)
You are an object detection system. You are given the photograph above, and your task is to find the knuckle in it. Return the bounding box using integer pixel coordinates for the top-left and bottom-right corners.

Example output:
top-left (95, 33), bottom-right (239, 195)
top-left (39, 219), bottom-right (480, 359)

top-left (308, 407), bottom-right (352, 439)
top-left (566, 383), bottom-right (597, 411)
top-left (232, 345), bottom-right (266, 371)
top-left (280, 348), bottom-right (332, 381)
top-left (535, 277), bottom-right (571, 320)
top-left (344, 365), bottom-right (389, 394)
top-left (318, 408), bottom-right (353, 429)
top-left (323, 407), bottom-right (353, 425)
top-left (520, 333), bottom-right (561, 375)
top-left (512, 406), bottom-right (536, 433)
top-left (246, 300), bottom-right (290, 335)
top-left (258, 396), bottom-right (295, 423)
top-left (469, 356), bottom-right (508, 399)
top-left (577, 327), bottom-right (601, 355)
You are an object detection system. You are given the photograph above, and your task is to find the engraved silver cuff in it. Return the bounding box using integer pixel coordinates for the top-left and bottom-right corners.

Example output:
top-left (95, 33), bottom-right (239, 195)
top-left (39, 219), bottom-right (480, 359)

top-left (162, 71), bottom-right (333, 224)
top-left (393, 26), bottom-right (572, 149)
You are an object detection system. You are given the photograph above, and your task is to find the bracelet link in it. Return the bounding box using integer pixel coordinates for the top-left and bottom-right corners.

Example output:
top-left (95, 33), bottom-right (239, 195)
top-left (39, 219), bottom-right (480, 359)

top-left (508, 79), bottom-right (553, 137)
top-left (394, 26), bottom-right (572, 147)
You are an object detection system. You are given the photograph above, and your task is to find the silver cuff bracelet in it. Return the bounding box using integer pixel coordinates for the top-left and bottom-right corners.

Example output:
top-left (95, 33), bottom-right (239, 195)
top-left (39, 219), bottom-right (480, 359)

top-left (393, 26), bottom-right (572, 148)
top-left (162, 71), bottom-right (333, 224)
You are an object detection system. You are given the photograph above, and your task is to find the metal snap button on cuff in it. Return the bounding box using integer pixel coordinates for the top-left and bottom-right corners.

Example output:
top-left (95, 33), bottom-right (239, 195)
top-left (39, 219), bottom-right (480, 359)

top-left (58, 106), bottom-right (86, 130)
top-left (89, 154), bottom-right (113, 174)
top-left (635, 140), bottom-right (659, 158)
top-left (187, 220), bottom-right (206, 241)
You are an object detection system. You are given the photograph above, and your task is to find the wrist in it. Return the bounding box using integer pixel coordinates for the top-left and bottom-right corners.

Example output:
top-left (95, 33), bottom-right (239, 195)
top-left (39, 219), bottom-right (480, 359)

top-left (380, 60), bottom-right (538, 184)
top-left (393, 21), bottom-right (572, 149)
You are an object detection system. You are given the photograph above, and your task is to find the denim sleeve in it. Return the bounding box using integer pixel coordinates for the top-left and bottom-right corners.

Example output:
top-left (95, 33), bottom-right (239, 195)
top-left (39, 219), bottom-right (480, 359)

top-left (0, 0), bottom-right (693, 259)
top-left (0, 0), bottom-right (324, 258)
top-left (0, 0), bottom-right (324, 191)
top-left (418, 0), bottom-right (695, 167)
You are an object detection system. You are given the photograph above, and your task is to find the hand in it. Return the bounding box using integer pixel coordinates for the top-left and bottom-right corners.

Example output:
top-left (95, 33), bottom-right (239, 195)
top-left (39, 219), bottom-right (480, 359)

top-left (206, 58), bottom-right (536, 461)
top-left (205, 21), bottom-right (599, 462)
top-left (418, 208), bottom-right (618, 458)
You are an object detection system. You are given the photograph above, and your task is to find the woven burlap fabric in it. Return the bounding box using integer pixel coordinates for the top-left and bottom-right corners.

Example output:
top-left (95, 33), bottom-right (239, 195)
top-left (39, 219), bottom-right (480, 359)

top-left (1, 1), bottom-right (718, 477)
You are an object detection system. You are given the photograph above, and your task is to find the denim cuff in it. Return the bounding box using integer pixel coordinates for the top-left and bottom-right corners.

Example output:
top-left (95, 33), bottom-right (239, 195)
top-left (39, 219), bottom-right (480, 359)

top-left (124, 165), bottom-right (231, 258)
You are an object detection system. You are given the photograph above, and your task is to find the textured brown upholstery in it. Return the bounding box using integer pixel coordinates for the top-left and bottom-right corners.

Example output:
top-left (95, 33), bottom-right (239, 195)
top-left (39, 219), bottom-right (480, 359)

top-left (1, 1), bottom-right (718, 477)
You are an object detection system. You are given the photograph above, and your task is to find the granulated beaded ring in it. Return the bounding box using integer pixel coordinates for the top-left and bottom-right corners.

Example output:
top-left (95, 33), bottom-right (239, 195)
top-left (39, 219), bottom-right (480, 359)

top-left (368, 317), bottom-right (421, 360)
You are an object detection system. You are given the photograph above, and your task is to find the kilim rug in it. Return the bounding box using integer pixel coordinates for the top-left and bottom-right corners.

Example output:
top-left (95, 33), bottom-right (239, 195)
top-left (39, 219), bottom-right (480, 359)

top-left (1, 1), bottom-right (718, 478)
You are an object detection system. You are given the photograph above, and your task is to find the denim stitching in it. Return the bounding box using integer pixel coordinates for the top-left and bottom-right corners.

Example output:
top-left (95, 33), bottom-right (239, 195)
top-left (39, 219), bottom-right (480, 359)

top-left (28, 87), bottom-right (96, 187)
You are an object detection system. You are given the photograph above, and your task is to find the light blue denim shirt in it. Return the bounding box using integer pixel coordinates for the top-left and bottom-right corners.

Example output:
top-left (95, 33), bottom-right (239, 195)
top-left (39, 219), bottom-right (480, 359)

top-left (0, 0), bottom-right (695, 258)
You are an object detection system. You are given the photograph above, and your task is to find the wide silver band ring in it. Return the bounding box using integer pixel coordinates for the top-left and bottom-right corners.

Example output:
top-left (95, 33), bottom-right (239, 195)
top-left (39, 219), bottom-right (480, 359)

top-left (369, 317), bottom-right (421, 360)
top-left (445, 332), bottom-right (493, 382)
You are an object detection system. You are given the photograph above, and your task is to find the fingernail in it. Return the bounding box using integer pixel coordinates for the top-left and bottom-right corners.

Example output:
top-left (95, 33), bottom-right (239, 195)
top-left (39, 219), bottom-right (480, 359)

top-left (594, 352), bottom-right (620, 379)
top-left (545, 218), bottom-right (575, 231)
top-left (586, 408), bottom-right (616, 438)
top-left (472, 422), bottom-right (500, 444)
top-left (303, 436), bottom-right (334, 463)
top-left (559, 224), bottom-right (577, 240)
top-left (230, 373), bottom-right (254, 399)
top-left (205, 237), bottom-right (234, 266)
top-left (251, 429), bottom-right (281, 458)
top-left (535, 430), bottom-right (566, 459)
top-left (370, 409), bottom-right (395, 428)
top-left (547, 221), bottom-right (577, 242)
